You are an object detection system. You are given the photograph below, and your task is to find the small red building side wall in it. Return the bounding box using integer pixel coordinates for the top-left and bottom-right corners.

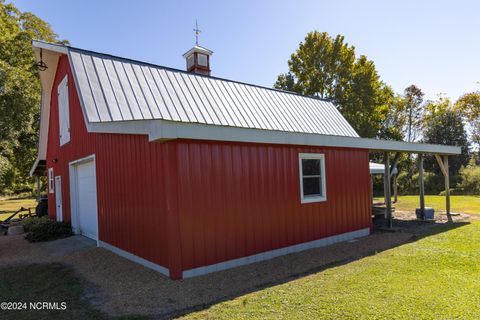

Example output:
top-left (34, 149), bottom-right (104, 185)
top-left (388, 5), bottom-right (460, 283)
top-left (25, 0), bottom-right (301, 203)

top-left (46, 55), bottom-right (171, 269)
top-left (175, 140), bottom-right (372, 272)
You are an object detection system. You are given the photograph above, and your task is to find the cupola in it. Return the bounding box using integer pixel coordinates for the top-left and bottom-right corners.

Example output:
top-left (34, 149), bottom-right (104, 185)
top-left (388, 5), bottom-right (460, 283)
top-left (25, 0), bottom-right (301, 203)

top-left (182, 45), bottom-right (213, 76)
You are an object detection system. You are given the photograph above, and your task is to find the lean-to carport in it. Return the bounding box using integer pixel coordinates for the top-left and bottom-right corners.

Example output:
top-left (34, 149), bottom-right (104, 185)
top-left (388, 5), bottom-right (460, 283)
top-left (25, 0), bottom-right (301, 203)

top-left (370, 143), bottom-right (461, 228)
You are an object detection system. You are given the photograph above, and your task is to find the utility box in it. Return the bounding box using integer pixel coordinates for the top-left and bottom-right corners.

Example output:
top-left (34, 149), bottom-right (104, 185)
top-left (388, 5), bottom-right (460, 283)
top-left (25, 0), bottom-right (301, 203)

top-left (416, 207), bottom-right (435, 220)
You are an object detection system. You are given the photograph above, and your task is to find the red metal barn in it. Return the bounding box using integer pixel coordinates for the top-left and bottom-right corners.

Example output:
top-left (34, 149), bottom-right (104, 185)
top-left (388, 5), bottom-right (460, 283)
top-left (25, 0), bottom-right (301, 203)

top-left (30, 41), bottom-right (460, 279)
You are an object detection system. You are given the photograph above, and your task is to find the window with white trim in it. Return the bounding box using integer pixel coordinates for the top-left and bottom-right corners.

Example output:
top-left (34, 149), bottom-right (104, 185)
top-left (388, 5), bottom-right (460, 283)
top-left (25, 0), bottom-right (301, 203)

top-left (299, 153), bottom-right (327, 203)
top-left (58, 75), bottom-right (70, 145)
top-left (48, 168), bottom-right (54, 193)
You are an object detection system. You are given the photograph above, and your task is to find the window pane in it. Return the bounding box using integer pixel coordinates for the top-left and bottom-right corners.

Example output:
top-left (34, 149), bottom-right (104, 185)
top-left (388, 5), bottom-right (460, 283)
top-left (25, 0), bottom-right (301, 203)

top-left (303, 177), bottom-right (321, 196)
top-left (302, 159), bottom-right (320, 176)
top-left (198, 54), bottom-right (208, 66)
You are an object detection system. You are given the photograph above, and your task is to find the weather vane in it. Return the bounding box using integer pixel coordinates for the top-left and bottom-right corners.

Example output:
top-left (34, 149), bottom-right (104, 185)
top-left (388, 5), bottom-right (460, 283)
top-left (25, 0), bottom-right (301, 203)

top-left (193, 19), bottom-right (201, 45)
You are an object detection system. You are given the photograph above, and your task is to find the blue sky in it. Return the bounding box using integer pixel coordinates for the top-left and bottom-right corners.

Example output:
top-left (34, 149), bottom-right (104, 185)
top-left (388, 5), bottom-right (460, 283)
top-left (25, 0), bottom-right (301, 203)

top-left (13, 0), bottom-right (480, 101)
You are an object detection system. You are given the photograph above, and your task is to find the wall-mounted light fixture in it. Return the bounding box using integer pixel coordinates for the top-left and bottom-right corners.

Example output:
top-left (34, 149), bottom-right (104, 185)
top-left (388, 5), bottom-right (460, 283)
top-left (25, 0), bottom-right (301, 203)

top-left (36, 48), bottom-right (48, 71)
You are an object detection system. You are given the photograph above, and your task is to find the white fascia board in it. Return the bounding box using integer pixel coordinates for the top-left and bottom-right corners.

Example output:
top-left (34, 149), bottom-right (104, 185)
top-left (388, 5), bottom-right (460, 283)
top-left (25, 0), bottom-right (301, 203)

top-left (88, 120), bottom-right (461, 155)
top-left (32, 40), bottom-right (68, 54)
top-left (182, 45), bottom-right (213, 58)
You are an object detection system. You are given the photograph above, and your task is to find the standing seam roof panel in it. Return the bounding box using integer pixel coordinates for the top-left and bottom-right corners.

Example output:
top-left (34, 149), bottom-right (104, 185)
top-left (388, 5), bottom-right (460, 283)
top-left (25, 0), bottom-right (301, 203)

top-left (244, 85), bottom-right (283, 131)
top-left (104, 59), bottom-right (134, 121)
top-left (182, 73), bottom-right (220, 125)
top-left (212, 79), bottom-right (249, 128)
top-left (112, 60), bottom-right (144, 119)
top-left (230, 82), bottom-right (268, 130)
top-left (149, 68), bottom-right (181, 121)
top-left (91, 57), bottom-right (123, 121)
top-left (81, 55), bottom-right (112, 121)
top-left (68, 51), bottom-right (100, 122)
top-left (251, 86), bottom-right (289, 131)
top-left (67, 49), bottom-right (359, 137)
top-left (123, 63), bottom-right (154, 119)
top-left (174, 72), bottom-right (208, 124)
top-left (192, 77), bottom-right (233, 125)
top-left (131, 64), bottom-right (162, 118)
top-left (275, 91), bottom-right (316, 134)
top-left (140, 66), bottom-right (172, 120)
top-left (290, 94), bottom-right (330, 135)
top-left (221, 81), bottom-right (259, 129)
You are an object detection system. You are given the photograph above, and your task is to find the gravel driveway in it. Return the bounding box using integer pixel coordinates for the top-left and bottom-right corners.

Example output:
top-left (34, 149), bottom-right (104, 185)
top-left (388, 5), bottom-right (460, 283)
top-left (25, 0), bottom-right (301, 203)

top-left (0, 211), bottom-right (469, 319)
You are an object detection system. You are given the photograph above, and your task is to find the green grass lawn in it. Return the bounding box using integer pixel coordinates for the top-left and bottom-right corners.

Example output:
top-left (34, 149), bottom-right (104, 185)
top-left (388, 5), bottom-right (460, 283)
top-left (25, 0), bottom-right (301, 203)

top-left (0, 263), bottom-right (147, 320)
top-left (374, 195), bottom-right (480, 215)
top-left (180, 222), bottom-right (480, 319)
top-left (0, 197), bottom-right (37, 221)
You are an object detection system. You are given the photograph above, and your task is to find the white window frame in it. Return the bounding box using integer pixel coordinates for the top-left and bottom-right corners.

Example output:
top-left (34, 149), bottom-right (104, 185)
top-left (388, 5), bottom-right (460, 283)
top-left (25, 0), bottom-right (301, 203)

top-left (48, 168), bottom-right (54, 193)
top-left (58, 75), bottom-right (70, 146)
top-left (299, 153), bottom-right (327, 204)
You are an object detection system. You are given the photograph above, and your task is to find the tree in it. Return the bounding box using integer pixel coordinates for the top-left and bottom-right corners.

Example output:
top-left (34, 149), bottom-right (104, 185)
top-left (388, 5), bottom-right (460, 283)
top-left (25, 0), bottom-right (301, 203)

top-left (422, 100), bottom-right (470, 177)
top-left (403, 85), bottom-right (424, 142)
top-left (0, 1), bottom-right (66, 194)
top-left (455, 91), bottom-right (480, 148)
top-left (274, 31), bottom-right (400, 139)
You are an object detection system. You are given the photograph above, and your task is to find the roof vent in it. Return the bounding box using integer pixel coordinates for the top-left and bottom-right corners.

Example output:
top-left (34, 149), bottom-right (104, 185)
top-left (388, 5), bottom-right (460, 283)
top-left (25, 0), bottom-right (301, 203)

top-left (182, 45), bottom-right (213, 76)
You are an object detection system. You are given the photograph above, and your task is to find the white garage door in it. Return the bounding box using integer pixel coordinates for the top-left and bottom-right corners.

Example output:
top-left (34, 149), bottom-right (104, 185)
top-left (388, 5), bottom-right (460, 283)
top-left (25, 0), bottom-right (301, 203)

top-left (75, 160), bottom-right (98, 240)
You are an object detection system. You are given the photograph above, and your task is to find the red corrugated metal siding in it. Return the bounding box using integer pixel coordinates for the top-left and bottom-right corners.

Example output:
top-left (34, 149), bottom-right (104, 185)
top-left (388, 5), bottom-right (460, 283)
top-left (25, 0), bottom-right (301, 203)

top-left (175, 141), bottom-right (372, 271)
top-left (46, 55), bottom-right (171, 268)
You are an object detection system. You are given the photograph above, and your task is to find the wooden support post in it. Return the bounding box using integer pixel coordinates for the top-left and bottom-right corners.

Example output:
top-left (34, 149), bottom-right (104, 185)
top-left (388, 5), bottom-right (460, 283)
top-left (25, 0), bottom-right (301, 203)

top-left (443, 155), bottom-right (450, 217)
top-left (384, 152), bottom-right (392, 228)
top-left (444, 155), bottom-right (450, 216)
top-left (390, 152), bottom-right (400, 203)
top-left (418, 154), bottom-right (425, 219)
top-left (435, 154), bottom-right (451, 221)
top-left (393, 175), bottom-right (398, 203)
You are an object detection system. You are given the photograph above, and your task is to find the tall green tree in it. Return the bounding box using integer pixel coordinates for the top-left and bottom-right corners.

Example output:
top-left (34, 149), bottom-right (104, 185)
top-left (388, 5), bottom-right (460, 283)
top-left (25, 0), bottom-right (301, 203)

top-left (0, 1), bottom-right (65, 194)
top-left (422, 98), bottom-right (470, 177)
top-left (403, 85), bottom-right (425, 142)
top-left (455, 91), bottom-right (480, 148)
top-left (274, 31), bottom-right (401, 139)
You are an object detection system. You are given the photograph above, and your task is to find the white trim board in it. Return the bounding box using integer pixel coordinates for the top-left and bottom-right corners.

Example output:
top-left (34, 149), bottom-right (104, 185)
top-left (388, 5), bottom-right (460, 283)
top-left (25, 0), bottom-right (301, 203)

top-left (98, 241), bottom-right (170, 277)
top-left (182, 227), bottom-right (370, 279)
top-left (88, 120), bottom-right (461, 155)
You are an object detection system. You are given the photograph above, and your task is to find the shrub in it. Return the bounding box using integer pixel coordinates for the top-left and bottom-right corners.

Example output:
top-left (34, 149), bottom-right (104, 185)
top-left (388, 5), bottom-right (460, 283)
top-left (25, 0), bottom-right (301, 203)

top-left (23, 216), bottom-right (72, 242)
top-left (458, 162), bottom-right (480, 195)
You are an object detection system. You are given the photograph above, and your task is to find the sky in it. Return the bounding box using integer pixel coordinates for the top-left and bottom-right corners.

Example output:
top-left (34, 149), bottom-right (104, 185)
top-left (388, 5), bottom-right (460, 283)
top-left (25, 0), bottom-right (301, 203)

top-left (12, 0), bottom-right (480, 101)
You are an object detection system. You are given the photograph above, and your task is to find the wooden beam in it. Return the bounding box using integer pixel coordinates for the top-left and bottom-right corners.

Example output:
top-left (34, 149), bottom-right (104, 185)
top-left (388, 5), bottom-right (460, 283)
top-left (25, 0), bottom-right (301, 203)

top-left (418, 154), bottom-right (425, 219)
top-left (384, 152), bottom-right (392, 228)
top-left (435, 154), bottom-right (448, 177)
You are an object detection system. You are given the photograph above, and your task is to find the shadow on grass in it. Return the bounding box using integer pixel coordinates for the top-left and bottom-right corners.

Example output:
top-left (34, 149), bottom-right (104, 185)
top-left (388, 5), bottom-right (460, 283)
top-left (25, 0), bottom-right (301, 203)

top-left (0, 263), bottom-right (147, 320)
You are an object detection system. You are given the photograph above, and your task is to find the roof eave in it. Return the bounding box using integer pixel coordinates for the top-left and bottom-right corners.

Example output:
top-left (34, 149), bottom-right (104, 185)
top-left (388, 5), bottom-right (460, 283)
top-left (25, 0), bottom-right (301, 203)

top-left (88, 120), bottom-right (462, 155)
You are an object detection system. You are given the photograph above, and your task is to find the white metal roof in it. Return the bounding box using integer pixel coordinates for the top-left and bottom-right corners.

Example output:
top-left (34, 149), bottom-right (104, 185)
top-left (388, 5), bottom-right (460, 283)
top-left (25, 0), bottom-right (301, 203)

top-left (369, 162), bottom-right (398, 175)
top-left (66, 47), bottom-right (359, 137)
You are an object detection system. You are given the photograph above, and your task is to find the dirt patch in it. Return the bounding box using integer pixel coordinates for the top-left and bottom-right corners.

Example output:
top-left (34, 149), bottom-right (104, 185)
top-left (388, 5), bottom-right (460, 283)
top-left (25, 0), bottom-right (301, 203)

top-left (0, 212), bottom-right (470, 319)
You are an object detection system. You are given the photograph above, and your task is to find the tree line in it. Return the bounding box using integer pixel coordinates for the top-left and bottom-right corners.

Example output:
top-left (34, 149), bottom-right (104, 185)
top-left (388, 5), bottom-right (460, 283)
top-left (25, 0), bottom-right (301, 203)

top-left (275, 31), bottom-right (479, 195)
top-left (0, 1), bottom-right (65, 194)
